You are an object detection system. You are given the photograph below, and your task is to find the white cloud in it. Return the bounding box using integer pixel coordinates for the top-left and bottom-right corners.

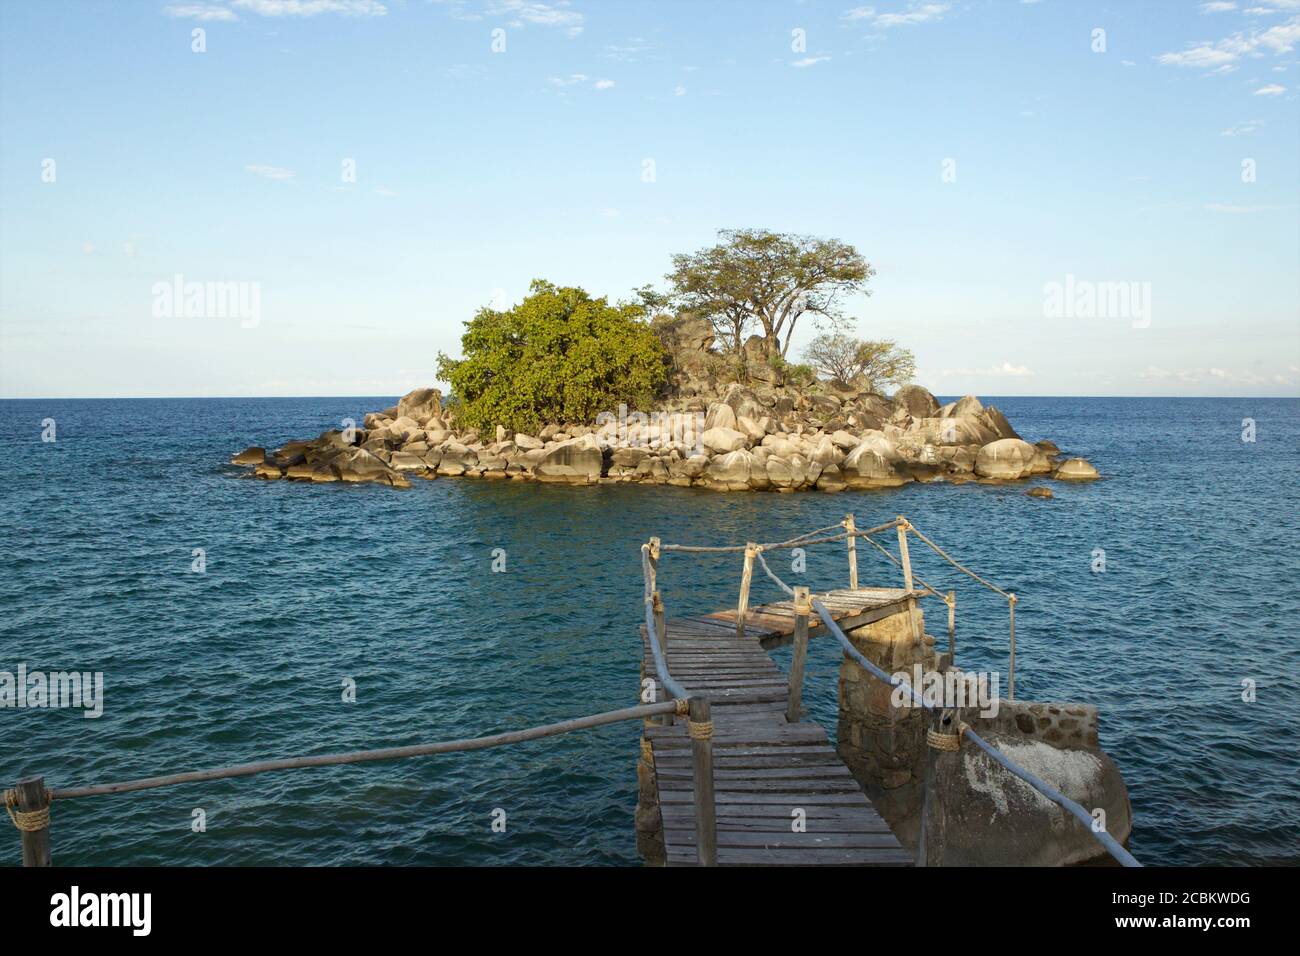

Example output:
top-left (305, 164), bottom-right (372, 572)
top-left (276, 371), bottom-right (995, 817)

top-left (164, 3), bottom-right (238, 19)
top-left (843, 6), bottom-right (876, 19)
top-left (231, 0), bottom-right (386, 15)
top-left (374, 187), bottom-right (397, 197)
top-left (548, 73), bottom-right (588, 86)
top-left (245, 164), bottom-right (295, 180)
top-left (792, 55), bottom-right (831, 67)
top-left (1200, 1), bottom-right (1237, 12)
top-left (594, 78), bottom-right (615, 89)
top-left (1253, 82), bottom-right (1287, 93)
top-left (487, 1), bottom-right (583, 36)
top-left (875, 2), bottom-right (950, 27)
top-left (674, 85), bottom-right (687, 96)
top-left (1156, 15), bottom-right (1300, 69)
top-left (1220, 118), bottom-right (1266, 134)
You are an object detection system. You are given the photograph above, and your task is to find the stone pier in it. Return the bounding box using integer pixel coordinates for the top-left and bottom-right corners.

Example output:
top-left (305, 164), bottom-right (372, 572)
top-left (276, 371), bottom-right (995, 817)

top-left (835, 605), bottom-right (936, 846)
top-left (834, 605), bottom-right (1133, 865)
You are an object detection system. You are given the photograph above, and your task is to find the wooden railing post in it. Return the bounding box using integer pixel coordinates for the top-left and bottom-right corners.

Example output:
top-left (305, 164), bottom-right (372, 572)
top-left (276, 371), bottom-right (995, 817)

top-left (844, 514), bottom-right (858, 589)
top-left (736, 543), bottom-right (757, 638)
top-left (652, 590), bottom-right (673, 725)
top-left (947, 590), bottom-right (956, 665)
top-left (647, 536), bottom-right (660, 595)
top-left (1008, 593), bottom-right (1017, 700)
top-left (896, 517), bottom-right (922, 644)
top-left (786, 586), bottom-right (811, 723)
top-left (688, 696), bottom-right (718, 866)
top-left (11, 776), bottom-right (51, 867)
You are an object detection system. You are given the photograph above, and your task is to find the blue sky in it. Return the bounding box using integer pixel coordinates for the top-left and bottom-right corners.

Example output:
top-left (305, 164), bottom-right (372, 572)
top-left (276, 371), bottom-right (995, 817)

top-left (1, 0), bottom-right (1297, 398)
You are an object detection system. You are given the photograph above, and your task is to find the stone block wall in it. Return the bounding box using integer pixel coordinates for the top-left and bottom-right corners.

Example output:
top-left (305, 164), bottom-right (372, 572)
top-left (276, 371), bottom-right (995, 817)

top-left (835, 604), bottom-right (935, 845)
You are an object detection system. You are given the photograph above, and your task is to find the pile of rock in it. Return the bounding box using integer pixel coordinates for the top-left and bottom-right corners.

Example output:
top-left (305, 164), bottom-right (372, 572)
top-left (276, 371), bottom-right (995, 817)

top-left (231, 382), bottom-right (1100, 492)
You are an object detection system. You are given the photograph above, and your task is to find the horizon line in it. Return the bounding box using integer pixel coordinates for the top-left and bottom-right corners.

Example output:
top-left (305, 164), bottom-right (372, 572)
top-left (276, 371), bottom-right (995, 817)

top-left (2, 393), bottom-right (1297, 402)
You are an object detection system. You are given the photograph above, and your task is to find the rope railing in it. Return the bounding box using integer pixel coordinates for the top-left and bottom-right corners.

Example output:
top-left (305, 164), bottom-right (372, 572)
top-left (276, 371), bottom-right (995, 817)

top-left (3, 697), bottom-right (698, 866)
top-left (749, 547), bottom-right (1139, 868)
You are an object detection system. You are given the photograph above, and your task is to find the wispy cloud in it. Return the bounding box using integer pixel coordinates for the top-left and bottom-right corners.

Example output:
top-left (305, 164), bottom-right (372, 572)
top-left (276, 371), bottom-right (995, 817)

top-left (1253, 82), bottom-right (1287, 93)
top-left (231, 0), bottom-right (387, 15)
top-left (594, 78), bottom-right (615, 89)
top-left (1200, 1), bottom-right (1237, 12)
top-left (163, 3), bottom-right (238, 20)
top-left (846, 2), bottom-right (950, 28)
top-left (792, 55), bottom-right (831, 68)
top-left (245, 164), bottom-right (295, 180)
top-left (1156, 15), bottom-right (1300, 69)
top-left (488, 1), bottom-right (583, 37)
top-left (1220, 118), bottom-right (1266, 134)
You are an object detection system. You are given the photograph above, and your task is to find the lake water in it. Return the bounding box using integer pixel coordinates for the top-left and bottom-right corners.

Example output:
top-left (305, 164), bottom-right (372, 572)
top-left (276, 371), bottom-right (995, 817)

top-left (1, 396), bottom-right (1296, 866)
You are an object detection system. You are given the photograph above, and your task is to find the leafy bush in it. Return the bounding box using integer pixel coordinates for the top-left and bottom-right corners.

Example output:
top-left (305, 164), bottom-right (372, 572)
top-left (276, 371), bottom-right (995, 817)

top-left (436, 280), bottom-right (668, 435)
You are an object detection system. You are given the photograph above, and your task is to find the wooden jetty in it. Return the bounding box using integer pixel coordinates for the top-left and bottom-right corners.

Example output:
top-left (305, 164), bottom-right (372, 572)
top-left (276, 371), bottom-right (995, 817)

top-left (639, 587), bottom-right (916, 866)
top-left (7, 513), bottom-right (1138, 869)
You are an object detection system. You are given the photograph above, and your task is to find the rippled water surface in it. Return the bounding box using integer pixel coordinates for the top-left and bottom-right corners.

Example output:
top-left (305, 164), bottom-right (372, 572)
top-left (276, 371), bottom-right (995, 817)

top-left (1, 396), bottom-right (1297, 866)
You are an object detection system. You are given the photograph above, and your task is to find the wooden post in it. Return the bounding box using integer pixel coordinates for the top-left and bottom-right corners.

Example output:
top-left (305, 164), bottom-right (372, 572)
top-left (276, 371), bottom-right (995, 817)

top-left (844, 514), bottom-right (858, 590)
top-left (652, 590), bottom-right (673, 725)
top-left (647, 536), bottom-right (660, 595)
top-left (1008, 593), bottom-right (1017, 701)
top-left (13, 776), bottom-right (51, 867)
top-left (916, 708), bottom-right (961, 867)
top-left (688, 696), bottom-right (718, 866)
top-left (786, 586), bottom-right (811, 723)
top-left (896, 517), bottom-right (922, 644)
top-left (947, 590), bottom-right (957, 665)
top-left (736, 543), bottom-right (757, 638)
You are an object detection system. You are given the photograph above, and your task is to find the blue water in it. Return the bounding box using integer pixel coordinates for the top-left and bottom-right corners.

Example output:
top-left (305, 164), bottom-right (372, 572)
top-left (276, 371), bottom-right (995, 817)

top-left (1, 396), bottom-right (1296, 866)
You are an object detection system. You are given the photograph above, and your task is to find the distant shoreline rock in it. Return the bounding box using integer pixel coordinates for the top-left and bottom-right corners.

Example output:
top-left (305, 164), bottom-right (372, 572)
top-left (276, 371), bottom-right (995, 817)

top-left (230, 383), bottom-right (1101, 492)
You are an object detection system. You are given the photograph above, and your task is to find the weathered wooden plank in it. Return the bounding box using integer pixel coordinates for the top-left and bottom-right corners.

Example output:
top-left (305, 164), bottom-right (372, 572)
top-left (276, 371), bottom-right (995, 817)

top-left (667, 846), bottom-right (913, 866)
top-left (663, 829), bottom-right (903, 849)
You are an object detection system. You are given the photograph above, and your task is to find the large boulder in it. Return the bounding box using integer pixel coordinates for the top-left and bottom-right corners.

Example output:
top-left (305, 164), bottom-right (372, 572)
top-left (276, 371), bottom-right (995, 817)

top-left (979, 406), bottom-right (1020, 441)
top-left (535, 434), bottom-right (604, 482)
top-left (841, 438), bottom-right (910, 488)
top-left (701, 450), bottom-right (756, 491)
top-left (1055, 457), bottom-right (1100, 481)
top-left (396, 387), bottom-right (442, 423)
top-left (704, 402), bottom-right (737, 431)
top-left (975, 439), bottom-right (1038, 479)
top-left (232, 446), bottom-right (265, 465)
top-left (920, 730), bottom-right (1131, 867)
top-left (332, 448), bottom-right (396, 485)
top-left (702, 426), bottom-right (748, 454)
top-left (892, 384), bottom-right (940, 419)
top-left (654, 313), bottom-right (715, 373)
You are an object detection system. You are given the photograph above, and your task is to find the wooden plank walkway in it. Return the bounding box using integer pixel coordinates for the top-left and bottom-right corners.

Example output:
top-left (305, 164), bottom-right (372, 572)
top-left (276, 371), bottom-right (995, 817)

top-left (641, 587), bottom-right (915, 866)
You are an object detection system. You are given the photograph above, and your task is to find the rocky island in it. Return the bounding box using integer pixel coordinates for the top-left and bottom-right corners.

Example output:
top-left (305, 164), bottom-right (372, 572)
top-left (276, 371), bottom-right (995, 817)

top-left (231, 232), bottom-right (1100, 493)
top-left (230, 344), bottom-right (1099, 493)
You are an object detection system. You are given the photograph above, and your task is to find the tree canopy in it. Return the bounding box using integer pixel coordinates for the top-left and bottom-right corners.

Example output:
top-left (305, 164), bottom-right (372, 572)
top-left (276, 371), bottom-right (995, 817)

top-left (666, 229), bottom-right (873, 358)
top-left (802, 333), bottom-right (915, 394)
top-left (436, 280), bottom-right (667, 435)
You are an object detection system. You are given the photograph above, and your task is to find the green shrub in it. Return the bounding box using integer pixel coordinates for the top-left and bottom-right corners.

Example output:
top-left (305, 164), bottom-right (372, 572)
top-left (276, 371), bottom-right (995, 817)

top-left (436, 280), bottom-right (668, 435)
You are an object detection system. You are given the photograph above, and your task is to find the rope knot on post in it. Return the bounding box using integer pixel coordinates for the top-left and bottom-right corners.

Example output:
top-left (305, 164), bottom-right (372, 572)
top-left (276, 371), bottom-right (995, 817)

top-left (925, 722), bottom-right (968, 752)
top-left (4, 788), bottom-right (50, 833)
top-left (674, 698), bottom-right (690, 716)
top-left (688, 719), bottom-right (714, 740)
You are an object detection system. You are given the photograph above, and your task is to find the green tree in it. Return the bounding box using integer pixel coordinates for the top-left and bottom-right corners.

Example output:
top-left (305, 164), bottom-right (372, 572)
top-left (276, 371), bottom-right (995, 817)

top-left (803, 333), bottom-right (915, 393)
top-left (436, 280), bottom-right (668, 435)
top-left (667, 229), bottom-right (873, 358)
